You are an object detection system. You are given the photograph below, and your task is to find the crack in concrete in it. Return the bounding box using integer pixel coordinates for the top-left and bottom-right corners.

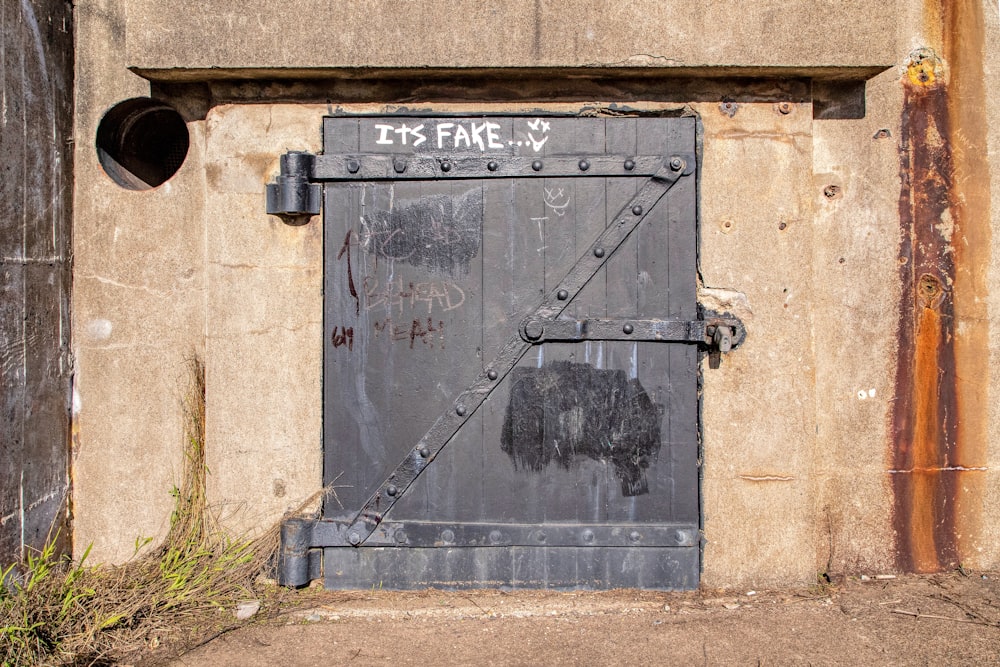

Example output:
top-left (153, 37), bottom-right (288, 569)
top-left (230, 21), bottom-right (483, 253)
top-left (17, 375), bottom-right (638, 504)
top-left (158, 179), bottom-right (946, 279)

top-left (212, 262), bottom-right (317, 271)
top-left (79, 274), bottom-right (204, 298)
top-left (738, 475), bottom-right (796, 482)
top-left (886, 466), bottom-right (988, 474)
top-left (583, 54), bottom-right (686, 68)
top-left (241, 322), bottom-right (319, 335)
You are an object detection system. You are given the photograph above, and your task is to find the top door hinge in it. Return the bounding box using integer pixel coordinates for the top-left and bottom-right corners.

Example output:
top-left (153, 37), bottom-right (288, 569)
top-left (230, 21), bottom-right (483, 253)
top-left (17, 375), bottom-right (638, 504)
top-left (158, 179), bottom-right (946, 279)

top-left (265, 151), bottom-right (321, 222)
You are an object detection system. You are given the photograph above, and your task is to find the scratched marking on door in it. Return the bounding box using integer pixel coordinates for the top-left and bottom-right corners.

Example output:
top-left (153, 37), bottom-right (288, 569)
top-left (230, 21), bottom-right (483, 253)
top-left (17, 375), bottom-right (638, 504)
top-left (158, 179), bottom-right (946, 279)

top-left (363, 277), bottom-right (466, 316)
top-left (360, 187), bottom-right (483, 275)
top-left (372, 317), bottom-right (446, 349)
top-left (543, 187), bottom-right (571, 216)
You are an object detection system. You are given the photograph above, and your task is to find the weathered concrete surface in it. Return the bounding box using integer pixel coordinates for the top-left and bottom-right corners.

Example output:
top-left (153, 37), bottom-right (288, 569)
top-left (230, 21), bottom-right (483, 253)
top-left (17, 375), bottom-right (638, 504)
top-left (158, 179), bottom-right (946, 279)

top-left (963, 0), bottom-right (1000, 572)
top-left (72, 0), bottom-right (206, 561)
top-left (125, 0), bottom-right (895, 79)
top-left (202, 105), bottom-right (324, 535)
top-left (809, 67), bottom-right (903, 575)
top-left (698, 100), bottom-right (818, 587)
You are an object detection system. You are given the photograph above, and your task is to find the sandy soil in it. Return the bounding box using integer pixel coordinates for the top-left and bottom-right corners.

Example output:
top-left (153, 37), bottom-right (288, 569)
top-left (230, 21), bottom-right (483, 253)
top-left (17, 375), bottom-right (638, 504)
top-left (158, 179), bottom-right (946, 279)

top-left (165, 572), bottom-right (1000, 666)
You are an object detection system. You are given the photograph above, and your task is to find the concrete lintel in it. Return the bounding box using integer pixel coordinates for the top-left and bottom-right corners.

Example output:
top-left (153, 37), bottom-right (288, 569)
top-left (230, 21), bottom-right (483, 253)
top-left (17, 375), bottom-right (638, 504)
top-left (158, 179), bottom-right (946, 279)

top-left (125, 0), bottom-right (896, 81)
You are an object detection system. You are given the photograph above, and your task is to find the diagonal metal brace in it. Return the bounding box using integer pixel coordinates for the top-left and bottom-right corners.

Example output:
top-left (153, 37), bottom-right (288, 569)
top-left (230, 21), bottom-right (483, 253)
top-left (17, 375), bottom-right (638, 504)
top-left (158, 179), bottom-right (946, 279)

top-left (343, 157), bottom-right (692, 546)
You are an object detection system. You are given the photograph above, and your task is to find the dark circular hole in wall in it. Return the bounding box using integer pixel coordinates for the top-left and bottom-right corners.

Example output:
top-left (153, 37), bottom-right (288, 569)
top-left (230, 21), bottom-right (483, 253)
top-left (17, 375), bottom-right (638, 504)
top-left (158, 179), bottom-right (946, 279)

top-left (96, 97), bottom-right (189, 190)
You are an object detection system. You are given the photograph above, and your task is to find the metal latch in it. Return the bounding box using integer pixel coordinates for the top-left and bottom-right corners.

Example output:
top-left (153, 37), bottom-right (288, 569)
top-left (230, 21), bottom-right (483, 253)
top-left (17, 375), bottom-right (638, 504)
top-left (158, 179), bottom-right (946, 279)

top-left (706, 322), bottom-right (734, 369)
top-left (519, 315), bottom-right (744, 367)
top-left (710, 324), bottom-right (733, 352)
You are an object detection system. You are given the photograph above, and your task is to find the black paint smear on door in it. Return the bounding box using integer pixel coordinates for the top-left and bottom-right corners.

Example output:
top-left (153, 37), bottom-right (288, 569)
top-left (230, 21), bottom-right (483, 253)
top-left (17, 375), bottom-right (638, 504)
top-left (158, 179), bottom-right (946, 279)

top-left (362, 187), bottom-right (482, 275)
top-left (501, 361), bottom-right (664, 496)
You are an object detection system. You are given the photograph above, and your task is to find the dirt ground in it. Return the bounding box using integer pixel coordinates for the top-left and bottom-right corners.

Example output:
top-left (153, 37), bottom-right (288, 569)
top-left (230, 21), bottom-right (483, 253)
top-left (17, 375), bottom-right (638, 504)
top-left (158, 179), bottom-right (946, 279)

top-left (167, 572), bottom-right (1000, 666)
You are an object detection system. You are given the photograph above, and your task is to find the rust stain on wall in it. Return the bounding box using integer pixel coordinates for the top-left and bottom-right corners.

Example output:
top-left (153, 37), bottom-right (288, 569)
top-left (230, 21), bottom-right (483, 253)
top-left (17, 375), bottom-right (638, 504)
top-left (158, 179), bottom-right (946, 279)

top-left (893, 1), bottom-right (991, 573)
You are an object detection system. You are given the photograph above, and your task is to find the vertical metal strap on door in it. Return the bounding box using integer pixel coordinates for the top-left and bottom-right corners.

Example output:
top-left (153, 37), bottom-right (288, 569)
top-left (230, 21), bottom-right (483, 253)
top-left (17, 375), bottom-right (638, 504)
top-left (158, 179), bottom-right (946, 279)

top-left (342, 158), bottom-right (691, 546)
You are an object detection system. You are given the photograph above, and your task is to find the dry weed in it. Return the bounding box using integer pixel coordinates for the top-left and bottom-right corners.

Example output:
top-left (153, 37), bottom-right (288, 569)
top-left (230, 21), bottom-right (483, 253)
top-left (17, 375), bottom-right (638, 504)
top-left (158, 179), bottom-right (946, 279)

top-left (1, 357), bottom-right (309, 666)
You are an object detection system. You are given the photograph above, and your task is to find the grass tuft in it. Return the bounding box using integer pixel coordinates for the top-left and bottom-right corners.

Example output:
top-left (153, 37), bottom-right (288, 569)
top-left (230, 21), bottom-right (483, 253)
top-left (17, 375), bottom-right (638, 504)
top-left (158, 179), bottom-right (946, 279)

top-left (1, 356), bottom-right (303, 666)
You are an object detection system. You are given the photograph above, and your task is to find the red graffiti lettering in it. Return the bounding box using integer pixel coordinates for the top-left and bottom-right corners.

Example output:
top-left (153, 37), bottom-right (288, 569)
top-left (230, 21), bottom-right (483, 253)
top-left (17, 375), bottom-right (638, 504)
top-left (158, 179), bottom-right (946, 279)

top-left (331, 326), bottom-right (354, 351)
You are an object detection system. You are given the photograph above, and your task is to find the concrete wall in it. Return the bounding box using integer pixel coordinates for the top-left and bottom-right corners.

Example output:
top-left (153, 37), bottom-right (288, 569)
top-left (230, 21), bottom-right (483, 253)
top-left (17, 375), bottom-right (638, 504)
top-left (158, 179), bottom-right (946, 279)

top-left (73, 0), bottom-right (205, 560)
top-left (72, 0), bottom-right (1000, 586)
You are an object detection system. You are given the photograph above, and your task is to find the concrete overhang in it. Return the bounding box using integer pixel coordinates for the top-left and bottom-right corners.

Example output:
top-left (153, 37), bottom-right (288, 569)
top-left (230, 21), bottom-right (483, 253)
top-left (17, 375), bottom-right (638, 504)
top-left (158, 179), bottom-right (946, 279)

top-left (125, 0), bottom-right (896, 85)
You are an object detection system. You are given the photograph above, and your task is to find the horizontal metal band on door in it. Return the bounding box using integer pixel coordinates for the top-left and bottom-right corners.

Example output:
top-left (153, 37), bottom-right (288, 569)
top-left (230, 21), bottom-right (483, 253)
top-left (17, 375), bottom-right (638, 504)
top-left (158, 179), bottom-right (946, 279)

top-left (311, 154), bottom-right (673, 181)
top-left (309, 520), bottom-right (699, 548)
top-left (324, 546), bottom-right (699, 590)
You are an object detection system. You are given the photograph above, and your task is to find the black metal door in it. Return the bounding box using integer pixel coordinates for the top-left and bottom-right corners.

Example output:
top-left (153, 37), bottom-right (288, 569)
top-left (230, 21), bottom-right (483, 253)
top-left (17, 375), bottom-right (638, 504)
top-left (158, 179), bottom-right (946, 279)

top-left (318, 114), bottom-right (712, 589)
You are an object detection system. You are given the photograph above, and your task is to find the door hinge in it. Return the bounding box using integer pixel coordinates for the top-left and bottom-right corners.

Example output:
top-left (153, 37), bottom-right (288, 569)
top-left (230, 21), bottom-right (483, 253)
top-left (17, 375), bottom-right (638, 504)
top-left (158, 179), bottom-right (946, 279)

top-left (265, 151), bottom-right (322, 221)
